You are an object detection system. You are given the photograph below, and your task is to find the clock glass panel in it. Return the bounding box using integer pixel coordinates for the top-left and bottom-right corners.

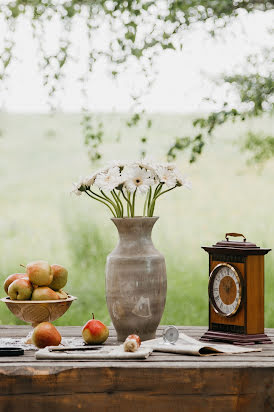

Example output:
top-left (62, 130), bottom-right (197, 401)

top-left (209, 263), bottom-right (242, 317)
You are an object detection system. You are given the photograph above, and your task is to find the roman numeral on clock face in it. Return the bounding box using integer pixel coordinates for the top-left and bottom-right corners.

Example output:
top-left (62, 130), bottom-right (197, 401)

top-left (209, 263), bottom-right (242, 317)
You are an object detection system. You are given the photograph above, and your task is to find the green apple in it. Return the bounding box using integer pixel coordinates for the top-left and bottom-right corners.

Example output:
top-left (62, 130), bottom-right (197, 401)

top-left (31, 286), bottom-right (60, 301)
top-left (82, 313), bottom-right (109, 344)
top-left (32, 322), bottom-right (61, 348)
top-left (27, 260), bottom-right (52, 286)
top-left (48, 264), bottom-right (68, 291)
top-left (8, 278), bottom-right (33, 300)
top-left (4, 273), bottom-right (28, 294)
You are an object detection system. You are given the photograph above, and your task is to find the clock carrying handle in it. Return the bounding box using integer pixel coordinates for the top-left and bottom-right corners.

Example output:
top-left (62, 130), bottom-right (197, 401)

top-left (225, 233), bottom-right (246, 242)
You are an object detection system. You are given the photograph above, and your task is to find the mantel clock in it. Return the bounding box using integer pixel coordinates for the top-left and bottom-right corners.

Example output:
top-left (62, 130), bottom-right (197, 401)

top-left (201, 233), bottom-right (272, 345)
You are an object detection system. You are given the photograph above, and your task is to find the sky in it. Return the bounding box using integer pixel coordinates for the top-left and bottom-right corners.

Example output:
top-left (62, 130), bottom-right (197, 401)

top-left (0, 9), bottom-right (273, 113)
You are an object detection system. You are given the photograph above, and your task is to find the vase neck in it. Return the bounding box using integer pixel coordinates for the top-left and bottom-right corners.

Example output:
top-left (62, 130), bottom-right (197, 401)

top-left (111, 217), bottom-right (158, 255)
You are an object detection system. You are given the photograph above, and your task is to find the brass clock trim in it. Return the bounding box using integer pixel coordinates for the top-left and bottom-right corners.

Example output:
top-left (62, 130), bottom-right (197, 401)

top-left (208, 263), bottom-right (243, 318)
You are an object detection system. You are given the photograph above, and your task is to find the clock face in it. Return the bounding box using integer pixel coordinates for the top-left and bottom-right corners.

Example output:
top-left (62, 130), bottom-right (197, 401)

top-left (208, 263), bottom-right (243, 317)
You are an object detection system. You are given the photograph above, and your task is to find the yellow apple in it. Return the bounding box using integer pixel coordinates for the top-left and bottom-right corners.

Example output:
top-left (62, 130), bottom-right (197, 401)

top-left (31, 286), bottom-right (60, 301)
top-left (27, 260), bottom-right (52, 286)
top-left (8, 278), bottom-right (33, 300)
top-left (48, 264), bottom-right (68, 291)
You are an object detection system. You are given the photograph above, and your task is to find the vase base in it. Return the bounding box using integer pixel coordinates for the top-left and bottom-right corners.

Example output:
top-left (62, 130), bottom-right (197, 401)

top-left (117, 332), bottom-right (156, 342)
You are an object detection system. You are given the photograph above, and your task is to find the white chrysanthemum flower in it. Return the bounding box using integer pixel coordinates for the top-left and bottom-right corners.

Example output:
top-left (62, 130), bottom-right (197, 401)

top-left (82, 165), bottom-right (111, 187)
top-left (94, 166), bottom-right (122, 192)
top-left (83, 173), bottom-right (97, 187)
top-left (122, 165), bottom-right (155, 194)
top-left (155, 166), bottom-right (177, 188)
top-left (71, 177), bottom-right (86, 196)
top-left (174, 168), bottom-right (192, 189)
top-left (159, 162), bottom-right (177, 171)
top-left (105, 160), bottom-right (127, 170)
top-left (134, 157), bottom-right (157, 173)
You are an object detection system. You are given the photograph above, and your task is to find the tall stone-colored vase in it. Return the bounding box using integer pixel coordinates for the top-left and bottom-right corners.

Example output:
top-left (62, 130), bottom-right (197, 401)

top-left (106, 217), bottom-right (167, 341)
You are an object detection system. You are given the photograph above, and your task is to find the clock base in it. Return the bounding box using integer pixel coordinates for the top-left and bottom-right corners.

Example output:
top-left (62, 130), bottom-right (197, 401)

top-left (200, 330), bottom-right (273, 346)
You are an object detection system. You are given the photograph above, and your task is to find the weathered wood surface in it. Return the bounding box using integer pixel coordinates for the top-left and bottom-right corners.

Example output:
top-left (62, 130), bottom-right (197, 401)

top-left (0, 326), bottom-right (274, 412)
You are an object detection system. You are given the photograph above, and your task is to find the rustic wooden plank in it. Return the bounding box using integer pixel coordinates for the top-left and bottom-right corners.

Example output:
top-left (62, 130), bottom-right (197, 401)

top-left (1, 360), bottom-right (274, 372)
top-left (0, 393), bottom-right (263, 412)
top-left (1, 356), bottom-right (274, 366)
top-left (0, 366), bottom-right (272, 394)
top-left (0, 366), bottom-right (273, 412)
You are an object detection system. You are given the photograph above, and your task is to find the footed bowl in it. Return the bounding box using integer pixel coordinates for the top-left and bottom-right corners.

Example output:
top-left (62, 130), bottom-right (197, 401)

top-left (1, 295), bottom-right (77, 342)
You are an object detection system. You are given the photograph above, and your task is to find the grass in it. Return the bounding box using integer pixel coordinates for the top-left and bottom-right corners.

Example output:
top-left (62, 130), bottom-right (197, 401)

top-left (0, 112), bottom-right (273, 327)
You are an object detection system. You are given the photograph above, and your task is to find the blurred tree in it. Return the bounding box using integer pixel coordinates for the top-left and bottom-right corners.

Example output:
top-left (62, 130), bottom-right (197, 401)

top-left (0, 0), bottom-right (273, 164)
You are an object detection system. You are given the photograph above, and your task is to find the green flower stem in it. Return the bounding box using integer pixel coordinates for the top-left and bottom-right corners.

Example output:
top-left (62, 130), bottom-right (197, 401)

top-left (111, 191), bottom-right (122, 217)
top-left (154, 186), bottom-right (177, 200)
top-left (116, 191), bottom-right (124, 217)
top-left (143, 190), bottom-right (149, 216)
top-left (128, 192), bottom-right (132, 216)
top-left (154, 183), bottom-right (163, 197)
top-left (88, 188), bottom-right (110, 202)
top-left (111, 190), bottom-right (123, 217)
top-left (121, 189), bottom-right (132, 217)
top-left (146, 186), bottom-right (152, 217)
top-left (85, 190), bottom-right (116, 217)
top-left (147, 184), bottom-right (161, 217)
top-left (131, 189), bottom-right (137, 217)
top-left (149, 183), bottom-right (164, 215)
top-left (148, 185), bottom-right (176, 217)
top-left (87, 188), bottom-right (119, 216)
top-left (100, 190), bottom-right (120, 217)
top-left (151, 183), bottom-right (163, 202)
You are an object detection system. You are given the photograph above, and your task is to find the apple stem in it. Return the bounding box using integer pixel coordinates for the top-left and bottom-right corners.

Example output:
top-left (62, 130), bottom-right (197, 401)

top-left (20, 264), bottom-right (26, 269)
top-left (92, 313), bottom-right (94, 319)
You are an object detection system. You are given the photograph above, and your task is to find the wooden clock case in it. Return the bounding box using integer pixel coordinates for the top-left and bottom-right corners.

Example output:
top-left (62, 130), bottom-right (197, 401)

top-left (200, 234), bottom-right (272, 345)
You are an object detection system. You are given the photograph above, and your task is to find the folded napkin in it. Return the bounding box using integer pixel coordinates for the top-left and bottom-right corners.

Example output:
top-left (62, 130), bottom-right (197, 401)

top-left (36, 345), bottom-right (152, 360)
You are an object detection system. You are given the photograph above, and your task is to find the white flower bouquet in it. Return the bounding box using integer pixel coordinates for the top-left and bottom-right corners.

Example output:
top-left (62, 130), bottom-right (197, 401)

top-left (72, 160), bottom-right (190, 217)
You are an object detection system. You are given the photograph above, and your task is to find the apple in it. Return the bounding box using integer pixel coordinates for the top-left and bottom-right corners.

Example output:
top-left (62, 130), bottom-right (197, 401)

top-left (82, 313), bottom-right (109, 344)
top-left (48, 264), bottom-right (68, 291)
top-left (31, 287), bottom-right (60, 301)
top-left (26, 260), bottom-right (52, 286)
top-left (4, 273), bottom-right (28, 294)
top-left (56, 290), bottom-right (68, 299)
top-left (32, 322), bottom-right (61, 348)
top-left (8, 278), bottom-right (33, 300)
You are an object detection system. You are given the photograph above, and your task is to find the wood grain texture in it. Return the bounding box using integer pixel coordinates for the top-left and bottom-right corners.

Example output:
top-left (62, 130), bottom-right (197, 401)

top-left (1, 326), bottom-right (274, 411)
top-left (246, 255), bottom-right (264, 334)
top-left (0, 366), bottom-right (273, 412)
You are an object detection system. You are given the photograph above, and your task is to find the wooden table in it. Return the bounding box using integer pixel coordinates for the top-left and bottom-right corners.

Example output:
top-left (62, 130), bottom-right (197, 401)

top-left (0, 325), bottom-right (274, 412)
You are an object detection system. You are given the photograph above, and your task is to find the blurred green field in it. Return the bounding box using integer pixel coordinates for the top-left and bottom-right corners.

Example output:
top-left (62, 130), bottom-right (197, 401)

top-left (0, 112), bottom-right (273, 327)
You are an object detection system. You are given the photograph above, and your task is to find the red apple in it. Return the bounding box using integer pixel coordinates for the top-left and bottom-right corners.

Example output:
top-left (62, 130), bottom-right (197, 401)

top-left (32, 322), bottom-right (61, 348)
top-left (8, 278), bottom-right (33, 300)
top-left (82, 313), bottom-right (109, 345)
top-left (4, 273), bottom-right (28, 294)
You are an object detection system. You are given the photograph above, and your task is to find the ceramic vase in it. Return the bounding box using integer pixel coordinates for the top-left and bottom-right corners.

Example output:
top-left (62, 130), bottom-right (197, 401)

top-left (106, 217), bottom-right (167, 341)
